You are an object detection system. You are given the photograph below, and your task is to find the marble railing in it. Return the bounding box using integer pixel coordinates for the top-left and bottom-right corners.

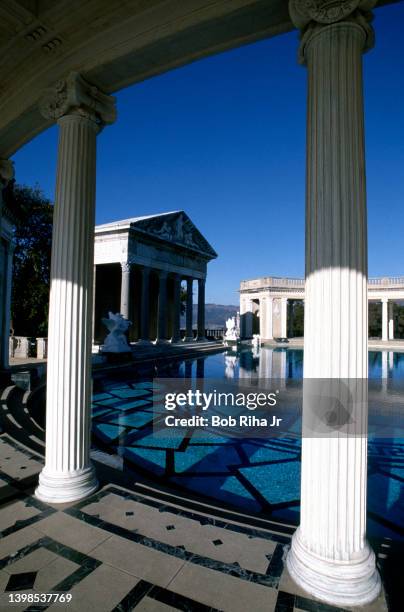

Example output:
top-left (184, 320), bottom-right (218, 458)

top-left (368, 277), bottom-right (404, 288)
top-left (240, 277), bottom-right (305, 291)
top-left (241, 276), bottom-right (404, 292)
top-left (9, 337), bottom-right (47, 359)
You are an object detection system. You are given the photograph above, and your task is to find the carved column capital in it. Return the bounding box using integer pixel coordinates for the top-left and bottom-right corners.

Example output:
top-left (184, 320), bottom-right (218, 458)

top-left (289, 0), bottom-right (376, 63)
top-left (39, 72), bottom-right (117, 126)
top-left (120, 261), bottom-right (131, 274)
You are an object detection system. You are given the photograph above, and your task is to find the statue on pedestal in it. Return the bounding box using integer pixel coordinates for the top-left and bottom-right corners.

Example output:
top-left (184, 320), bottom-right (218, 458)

top-left (224, 316), bottom-right (239, 342)
top-left (101, 312), bottom-right (131, 353)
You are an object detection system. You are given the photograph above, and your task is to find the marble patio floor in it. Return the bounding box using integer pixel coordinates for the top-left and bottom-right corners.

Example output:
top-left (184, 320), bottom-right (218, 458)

top-left (0, 435), bottom-right (393, 612)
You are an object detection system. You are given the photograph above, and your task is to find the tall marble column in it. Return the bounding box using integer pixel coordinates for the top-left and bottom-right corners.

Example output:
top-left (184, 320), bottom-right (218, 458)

top-left (289, 299), bottom-right (295, 337)
top-left (92, 265), bottom-right (97, 345)
top-left (381, 297), bottom-right (388, 341)
top-left (196, 278), bottom-right (206, 342)
top-left (266, 297), bottom-right (274, 340)
top-left (281, 297), bottom-right (288, 338)
top-left (120, 262), bottom-right (131, 320)
top-left (0, 160), bottom-right (14, 371)
top-left (156, 270), bottom-right (168, 343)
top-left (184, 277), bottom-right (194, 341)
top-left (388, 301), bottom-right (394, 340)
top-left (240, 297), bottom-right (253, 339)
top-left (36, 72), bottom-right (116, 503)
top-left (287, 1), bottom-right (380, 606)
top-left (171, 274), bottom-right (181, 343)
top-left (138, 266), bottom-right (151, 344)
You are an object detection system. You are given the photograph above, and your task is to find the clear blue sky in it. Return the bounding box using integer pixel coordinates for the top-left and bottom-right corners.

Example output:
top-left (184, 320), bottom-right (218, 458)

top-left (12, 3), bottom-right (404, 305)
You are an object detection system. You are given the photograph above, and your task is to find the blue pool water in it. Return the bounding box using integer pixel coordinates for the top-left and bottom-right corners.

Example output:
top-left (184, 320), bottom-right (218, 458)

top-left (92, 348), bottom-right (404, 542)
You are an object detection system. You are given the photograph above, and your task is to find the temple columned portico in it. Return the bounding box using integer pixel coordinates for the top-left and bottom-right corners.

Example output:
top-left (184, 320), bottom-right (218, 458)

top-left (93, 212), bottom-right (216, 346)
top-left (36, 73), bottom-right (116, 503)
top-left (286, 0), bottom-right (380, 606)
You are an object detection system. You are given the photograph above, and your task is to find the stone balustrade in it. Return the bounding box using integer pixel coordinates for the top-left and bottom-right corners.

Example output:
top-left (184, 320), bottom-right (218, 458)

top-left (9, 336), bottom-right (32, 359)
top-left (9, 337), bottom-right (48, 360)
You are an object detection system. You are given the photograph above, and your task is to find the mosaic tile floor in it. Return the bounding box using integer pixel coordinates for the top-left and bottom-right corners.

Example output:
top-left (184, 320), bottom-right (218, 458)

top-left (0, 436), bottom-right (392, 611)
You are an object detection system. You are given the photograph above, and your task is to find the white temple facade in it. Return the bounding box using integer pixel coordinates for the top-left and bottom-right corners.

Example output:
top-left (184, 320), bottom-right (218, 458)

top-left (94, 211), bottom-right (217, 344)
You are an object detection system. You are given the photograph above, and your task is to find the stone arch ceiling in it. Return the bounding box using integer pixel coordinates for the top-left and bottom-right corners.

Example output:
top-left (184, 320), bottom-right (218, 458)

top-left (0, 0), bottom-right (398, 157)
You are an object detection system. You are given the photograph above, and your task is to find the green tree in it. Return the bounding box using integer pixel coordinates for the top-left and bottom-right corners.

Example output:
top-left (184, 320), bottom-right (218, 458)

top-left (10, 185), bottom-right (53, 337)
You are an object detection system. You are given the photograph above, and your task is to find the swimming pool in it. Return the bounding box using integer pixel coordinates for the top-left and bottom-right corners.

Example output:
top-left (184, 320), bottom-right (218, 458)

top-left (91, 348), bottom-right (404, 542)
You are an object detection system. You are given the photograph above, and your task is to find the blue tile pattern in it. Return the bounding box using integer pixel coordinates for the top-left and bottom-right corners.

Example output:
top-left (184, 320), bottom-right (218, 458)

top-left (91, 348), bottom-right (404, 543)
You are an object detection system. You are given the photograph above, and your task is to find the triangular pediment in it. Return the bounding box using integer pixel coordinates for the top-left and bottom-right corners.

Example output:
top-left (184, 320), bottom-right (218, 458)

top-left (129, 211), bottom-right (217, 259)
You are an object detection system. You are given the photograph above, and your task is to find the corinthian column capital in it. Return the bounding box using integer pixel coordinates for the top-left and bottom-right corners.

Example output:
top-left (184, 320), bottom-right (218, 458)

top-left (39, 72), bottom-right (117, 126)
top-left (289, 0), bottom-right (376, 62)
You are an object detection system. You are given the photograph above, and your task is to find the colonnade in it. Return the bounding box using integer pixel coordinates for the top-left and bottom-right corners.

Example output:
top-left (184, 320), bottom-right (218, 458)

top-left (243, 295), bottom-right (399, 341)
top-left (117, 262), bottom-right (206, 343)
top-left (241, 296), bottom-right (300, 340)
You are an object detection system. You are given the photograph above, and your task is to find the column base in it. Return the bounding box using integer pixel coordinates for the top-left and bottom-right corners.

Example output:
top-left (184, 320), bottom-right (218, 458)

top-left (183, 336), bottom-right (194, 343)
top-left (196, 337), bottom-right (208, 343)
top-left (170, 337), bottom-right (181, 344)
top-left (137, 339), bottom-right (152, 346)
top-left (286, 528), bottom-right (381, 607)
top-left (154, 339), bottom-right (169, 345)
top-left (35, 465), bottom-right (98, 504)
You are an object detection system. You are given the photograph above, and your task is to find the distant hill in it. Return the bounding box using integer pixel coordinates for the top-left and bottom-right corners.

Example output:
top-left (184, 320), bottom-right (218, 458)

top-left (181, 303), bottom-right (238, 329)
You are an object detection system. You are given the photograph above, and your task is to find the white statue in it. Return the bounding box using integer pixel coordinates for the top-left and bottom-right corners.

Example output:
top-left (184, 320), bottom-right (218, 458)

top-left (102, 312), bottom-right (132, 353)
top-left (252, 333), bottom-right (260, 357)
top-left (225, 354), bottom-right (237, 379)
top-left (224, 316), bottom-right (239, 341)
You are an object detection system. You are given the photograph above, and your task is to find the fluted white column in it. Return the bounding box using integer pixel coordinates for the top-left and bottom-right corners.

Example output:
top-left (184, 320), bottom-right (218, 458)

top-left (0, 160), bottom-right (14, 370)
top-left (120, 262), bottom-right (131, 320)
top-left (241, 298), bottom-right (253, 339)
top-left (184, 277), bottom-right (194, 341)
top-left (388, 301), bottom-right (394, 340)
top-left (138, 266), bottom-right (151, 344)
top-left (156, 270), bottom-right (168, 343)
top-left (265, 297), bottom-right (274, 340)
top-left (381, 298), bottom-right (388, 341)
top-left (171, 274), bottom-right (181, 343)
top-left (36, 73), bottom-right (116, 503)
top-left (287, 1), bottom-right (380, 606)
top-left (281, 297), bottom-right (288, 338)
top-left (196, 278), bottom-right (207, 342)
